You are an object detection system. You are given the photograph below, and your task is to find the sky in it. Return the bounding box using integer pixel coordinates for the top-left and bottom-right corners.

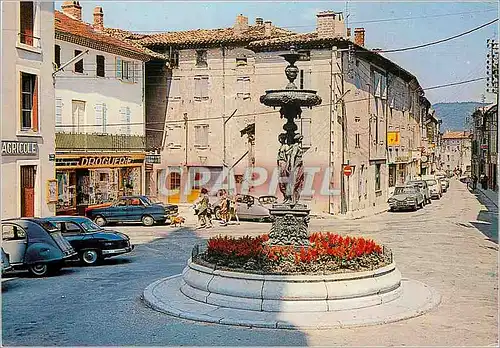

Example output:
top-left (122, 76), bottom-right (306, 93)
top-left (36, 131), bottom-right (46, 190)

top-left (56, 1), bottom-right (499, 104)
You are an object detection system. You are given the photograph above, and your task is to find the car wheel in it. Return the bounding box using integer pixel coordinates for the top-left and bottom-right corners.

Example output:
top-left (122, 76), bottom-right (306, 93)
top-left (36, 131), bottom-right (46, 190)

top-left (214, 207), bottom-right (221, 220)
top-left (80, 250), bottom-right (100, 266)
top-left (28, 263), bottom-right (49, 277)
top-left (142, 215), bottom-right (155, 226)
top-left (94, 215), bottom-right (107, 227)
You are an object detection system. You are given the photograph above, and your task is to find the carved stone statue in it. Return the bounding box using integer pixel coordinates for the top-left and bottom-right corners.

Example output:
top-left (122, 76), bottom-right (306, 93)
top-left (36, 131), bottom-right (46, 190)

top-left (277, 133), bottom-right (292, 203)
top-left (289, 134), bottom-right (305, 204)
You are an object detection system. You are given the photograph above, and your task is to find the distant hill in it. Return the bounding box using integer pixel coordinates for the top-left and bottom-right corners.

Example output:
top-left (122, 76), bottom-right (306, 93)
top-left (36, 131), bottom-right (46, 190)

top-left (432, 102), bottom-right (488, 132)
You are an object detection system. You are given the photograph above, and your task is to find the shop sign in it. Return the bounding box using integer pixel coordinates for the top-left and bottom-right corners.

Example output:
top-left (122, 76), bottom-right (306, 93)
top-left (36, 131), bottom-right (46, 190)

top-left (79, 156), bottom-right (132, 166)
top-left (145, 154), bottom-right (161, 164)
top-left (387, 132), bottom-right (400, 146)
top-left (395, 156), bottom-right (409, 163)
top-left (1, 140), bottom-right (38, 156)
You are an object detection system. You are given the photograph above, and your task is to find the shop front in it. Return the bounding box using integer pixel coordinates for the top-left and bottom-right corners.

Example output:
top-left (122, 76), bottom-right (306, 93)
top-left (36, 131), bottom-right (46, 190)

top-left (55, 153), bottom-right (145, 215)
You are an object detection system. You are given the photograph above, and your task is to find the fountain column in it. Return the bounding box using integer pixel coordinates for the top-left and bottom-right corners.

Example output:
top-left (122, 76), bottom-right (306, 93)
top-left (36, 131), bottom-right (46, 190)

top-left (259, 47), bottom-right (322, 247)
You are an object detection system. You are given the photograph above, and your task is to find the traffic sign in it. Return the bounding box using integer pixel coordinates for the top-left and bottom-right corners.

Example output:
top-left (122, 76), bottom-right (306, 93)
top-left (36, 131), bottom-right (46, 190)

top-left (343, 165), bottom-right (353, 177)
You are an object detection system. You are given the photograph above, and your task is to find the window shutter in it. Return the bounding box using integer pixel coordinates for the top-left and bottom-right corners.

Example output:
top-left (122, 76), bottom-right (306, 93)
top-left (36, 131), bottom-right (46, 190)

top-left (202, 77), bottom-right (209, 99)
top-left (194, 77), bottom-right (201, 100)
top-left (102, 103), bottom-right (107, 133)
top-left (116, 57), bottom-right (122, 79)
top-left (119, 106), bottom-right (126, 134)
top-left (95, 103), bottom-right (103, 133)
top-left (301, 118), bottom-right (312, 147)
top-left (126, 107), bottom-right (131, 135)
top-left (55, 98), bottom-right (63, 127)
top-left (32, 75), bottom-right (38, 131)
top-left (202, 125), bottom-right (209, 147)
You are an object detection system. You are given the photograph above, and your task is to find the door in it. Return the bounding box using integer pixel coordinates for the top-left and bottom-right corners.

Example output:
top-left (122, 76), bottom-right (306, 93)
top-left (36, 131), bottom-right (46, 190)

top-left (21, 165), bottom-right (36, 217)
top-left (127, 197), bottom-right (146, 221)
top-left (72, 100), bottom-right (86, 133)
top-left (57, 221), bottom-right (87, 251)
top-left (2, 224), bottom-right (27, 264)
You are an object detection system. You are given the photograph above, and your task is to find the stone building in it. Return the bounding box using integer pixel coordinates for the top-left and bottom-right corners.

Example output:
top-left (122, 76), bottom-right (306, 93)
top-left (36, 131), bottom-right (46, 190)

top-left (1, 1), bottom-right (56, 218)
top-left (471, 104), bottom-right (498, 191)
top-left (420, 108), bottom-right (442, 176)
top-left (53, 2), bottom-right (166, 215)
top-left (440, 131), bottom-right (472, 176)
top-left (106, 11), bottom-right (430, 216)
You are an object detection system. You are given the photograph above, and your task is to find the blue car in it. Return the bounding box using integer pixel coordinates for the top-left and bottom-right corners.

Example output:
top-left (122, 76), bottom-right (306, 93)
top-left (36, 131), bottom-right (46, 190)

top-left (45, 216), bottom-right (134, 265)
top-left (85, 195), bottom-right (174, 227)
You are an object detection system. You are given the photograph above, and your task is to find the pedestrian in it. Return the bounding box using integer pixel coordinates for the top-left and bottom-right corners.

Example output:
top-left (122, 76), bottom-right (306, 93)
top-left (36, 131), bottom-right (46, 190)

top-left (472, 174), bottom-right (478, 190)
top-left (195, 188), bottom-right (210, 229)
top-left (219, 190), bottom-right (228, 226)
top-left (227, 194), bottom-right (240, 225)
top-left (206, 202), bottom-right (213, 228)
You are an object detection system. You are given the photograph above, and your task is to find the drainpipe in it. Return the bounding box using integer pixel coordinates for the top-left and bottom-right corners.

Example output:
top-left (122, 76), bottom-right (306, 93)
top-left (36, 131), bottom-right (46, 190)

top-left (221, 45), bottom-right (227, 186)
top-left (329, 47), bottom-right (335, 214)
top-left (340, 49), bottom-right (347, 215)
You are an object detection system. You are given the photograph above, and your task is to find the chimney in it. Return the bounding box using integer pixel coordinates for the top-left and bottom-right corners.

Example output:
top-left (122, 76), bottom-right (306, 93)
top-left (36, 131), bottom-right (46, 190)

top-left (61, 1), bottom-right (82, 21)
top-left (354, 28), bottom-right (365, 47)
top-left (316, 11), bottom-right (346, 39)
top-left (234, 14), bottom-right (249, 35)
top-left (255, 17), bottom-right (264, 26)
top-left (264, 21), bottom-right (272, 37)
top-left (93, 6), bottom-right (104, 30)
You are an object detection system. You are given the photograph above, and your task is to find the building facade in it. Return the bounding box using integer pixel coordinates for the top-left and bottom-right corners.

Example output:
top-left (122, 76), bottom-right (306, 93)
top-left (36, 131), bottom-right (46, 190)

top-left (106, 10), bottom-right (430, 216)
top-left (53, 2), bottom-right (163, 215)
top-left (1, 1), bottom-right (56, 219)
top-left (440, 131), bottom-right (472, 176)
top-left (420, 108), bottom-right (442, 176)
top-left (471, 104), bottom-right (498, 191)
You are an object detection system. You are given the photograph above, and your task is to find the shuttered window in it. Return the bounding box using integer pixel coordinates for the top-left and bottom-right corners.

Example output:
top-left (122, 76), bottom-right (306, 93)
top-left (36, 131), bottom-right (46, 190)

top-left (194, 124), bottom-right (209, 147)
top-left (236, 76), bottom-right (250, 100)
top-left (166, 125), bottom-right (182, 148)
top-left (119, 106), bottom-right (131, 135)
top-left (194, 76), bottom-right (209, 101)
top-left (169, 77), bottom-right (181, 100)
top-left (55, 98), bottom-right (63, 127)
top-left (74, 50), bottom-right (83, 73)
top-left (115, 57), bottom-right (122, 79)
top-left (96, 55), bottom-right (105, 77)
top-left (21, 72), bottom-right (38, 131)
top-left (94, 103), bottom-right (107, 133)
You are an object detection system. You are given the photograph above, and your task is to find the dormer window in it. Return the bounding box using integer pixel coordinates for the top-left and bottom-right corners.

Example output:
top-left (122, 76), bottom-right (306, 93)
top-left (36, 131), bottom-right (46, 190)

top-left (196, 50), bottom-right (207, 68)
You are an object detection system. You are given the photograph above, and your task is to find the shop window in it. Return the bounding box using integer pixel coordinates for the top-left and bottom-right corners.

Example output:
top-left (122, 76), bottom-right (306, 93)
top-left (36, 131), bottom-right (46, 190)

top-left (19, 1), bottom-right (35, 46)
top-left (236, 76), bottom-right (250, 100)
top-left (96, 55), bottom-right (105, 77)
top-left (375, 164), bottom-right (381, 191)
top-left (20, 72), bottom-right (38, 132)
top-left (194, 75), bottom-right (209, 101)
top-left (74, 50), bottom-right (84, 73)
top-left (194, 124), bottom-right (209, 148)
top-left (54, 45), bottom-right (61, 68)
top-left (168, 172), bottom-right (181, 190)
top-left (196, 50), bottom-right (208, 68)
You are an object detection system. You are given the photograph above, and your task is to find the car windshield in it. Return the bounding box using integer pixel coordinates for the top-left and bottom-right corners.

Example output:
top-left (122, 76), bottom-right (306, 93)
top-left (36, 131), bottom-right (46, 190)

top-left (81, 220), bottom-right (103, 232)
top-left (426, 180), bottom-right (437, 186)
top-left (408, 181), bottom-right (423, 188)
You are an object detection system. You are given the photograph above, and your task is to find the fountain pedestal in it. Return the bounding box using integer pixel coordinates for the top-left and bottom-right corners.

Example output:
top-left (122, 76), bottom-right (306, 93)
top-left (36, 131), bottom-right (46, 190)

top-left (268, 204), bottom-right (310, 246)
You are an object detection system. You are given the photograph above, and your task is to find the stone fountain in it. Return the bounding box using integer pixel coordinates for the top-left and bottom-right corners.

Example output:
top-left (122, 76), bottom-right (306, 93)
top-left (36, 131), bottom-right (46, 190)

top-left (142, 48), bottom-right (441, 330)
top-left (260, 46), bottom-right (322, 247)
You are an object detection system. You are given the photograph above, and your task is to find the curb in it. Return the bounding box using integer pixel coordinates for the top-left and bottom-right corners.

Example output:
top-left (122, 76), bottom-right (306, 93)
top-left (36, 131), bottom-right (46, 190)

top-left (142, 275), bottom-right (441, 330)
top-left (476, 189), bottom-right (498, 208)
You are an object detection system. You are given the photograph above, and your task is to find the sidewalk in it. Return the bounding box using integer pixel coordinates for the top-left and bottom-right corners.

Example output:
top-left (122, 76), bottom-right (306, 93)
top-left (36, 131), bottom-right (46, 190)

top-left (475, 187), bottom-right (498, 208)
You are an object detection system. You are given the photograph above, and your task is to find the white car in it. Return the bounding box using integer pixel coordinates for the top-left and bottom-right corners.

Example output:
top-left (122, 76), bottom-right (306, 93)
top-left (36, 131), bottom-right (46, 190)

top-left (424, 178), bottom-right (442, 199)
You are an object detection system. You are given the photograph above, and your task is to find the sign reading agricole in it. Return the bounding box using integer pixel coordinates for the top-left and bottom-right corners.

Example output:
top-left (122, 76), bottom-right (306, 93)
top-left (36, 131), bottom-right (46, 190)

top-left (1, 141), bottom-right (38, 156)
top-left (79, 156), bottom-right (133, 166)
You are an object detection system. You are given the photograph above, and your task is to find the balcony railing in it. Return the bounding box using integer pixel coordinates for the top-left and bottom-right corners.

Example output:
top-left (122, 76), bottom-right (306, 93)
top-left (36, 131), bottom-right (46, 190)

top-left (18, 32), bottom-right (41, 49)
top-left (56, 132), bottom-right (145, 152)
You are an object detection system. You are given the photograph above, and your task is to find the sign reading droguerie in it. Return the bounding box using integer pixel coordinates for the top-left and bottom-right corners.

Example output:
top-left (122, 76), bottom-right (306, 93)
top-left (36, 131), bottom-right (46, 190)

top-left (79, 156), bottom-right (133, 166)
top-left (1, 141), bottom-right (38, 156)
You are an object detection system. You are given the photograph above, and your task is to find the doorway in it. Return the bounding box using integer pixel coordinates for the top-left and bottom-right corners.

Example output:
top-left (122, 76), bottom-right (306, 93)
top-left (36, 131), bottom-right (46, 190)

top-left (20, 165), bottom-right (36, 217)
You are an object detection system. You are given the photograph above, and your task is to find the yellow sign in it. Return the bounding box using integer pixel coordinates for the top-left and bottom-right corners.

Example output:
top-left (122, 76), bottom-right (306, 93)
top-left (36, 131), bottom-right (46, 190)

top-left (387, 131), bottom-right (400, 146)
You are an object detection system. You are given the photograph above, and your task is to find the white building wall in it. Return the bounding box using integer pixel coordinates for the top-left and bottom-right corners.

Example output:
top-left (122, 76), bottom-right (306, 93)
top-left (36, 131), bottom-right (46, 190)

top-left (54, 40), bottom-right (144, 136)
top-left (1, 1), bottom-right (56, 218)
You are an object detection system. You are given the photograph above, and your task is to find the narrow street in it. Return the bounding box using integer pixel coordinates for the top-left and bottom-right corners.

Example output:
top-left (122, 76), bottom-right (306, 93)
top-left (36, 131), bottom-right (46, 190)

top-left (2, 179), bottom-right (497, 346)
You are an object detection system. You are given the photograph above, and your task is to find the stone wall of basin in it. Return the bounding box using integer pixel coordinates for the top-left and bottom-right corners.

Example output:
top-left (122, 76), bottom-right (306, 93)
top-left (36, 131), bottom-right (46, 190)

top-left (181, 259), bottom-right (402, 312)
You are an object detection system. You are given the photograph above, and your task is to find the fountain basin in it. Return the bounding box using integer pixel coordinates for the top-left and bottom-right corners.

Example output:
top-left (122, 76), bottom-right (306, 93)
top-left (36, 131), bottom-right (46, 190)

top-left (180, 258), bottom-right (402, 312)
top-left (260, 89), bottom-right (322, 108)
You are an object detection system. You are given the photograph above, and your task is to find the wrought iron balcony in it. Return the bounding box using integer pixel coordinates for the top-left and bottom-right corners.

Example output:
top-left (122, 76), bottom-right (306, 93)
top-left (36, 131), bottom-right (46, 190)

top-left (56, 132), bottom-right (145, 152)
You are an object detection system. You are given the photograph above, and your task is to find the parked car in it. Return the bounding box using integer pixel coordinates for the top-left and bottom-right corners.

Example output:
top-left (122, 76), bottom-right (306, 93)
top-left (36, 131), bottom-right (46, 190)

top-left (406, 180), bottom-right (431, 204)
top-left (1, 248), bottom-right (12, 275)
top-left (424, 178), bottom-right (442, 199)
top-left (258, 195), bottom-right (278, 209)
top-left (1, 218), bottom-right (77, 277)
top-left (86, 195), bottom-right (173, 227)
top-left (44, 216), bottom-right (134, 265)
top-left (388, 186), bottom-right (425, 211)
top-left (213, 194), bottom-right (271, 221)
top-left (143, 196), bottom-right (179, 217)
top-left (436, 176), bottom-right (449, 192)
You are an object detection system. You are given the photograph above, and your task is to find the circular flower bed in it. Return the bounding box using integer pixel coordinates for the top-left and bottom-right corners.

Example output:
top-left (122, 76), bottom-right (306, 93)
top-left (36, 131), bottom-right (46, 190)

top-left (195, 232), bottom-right (391, 275)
